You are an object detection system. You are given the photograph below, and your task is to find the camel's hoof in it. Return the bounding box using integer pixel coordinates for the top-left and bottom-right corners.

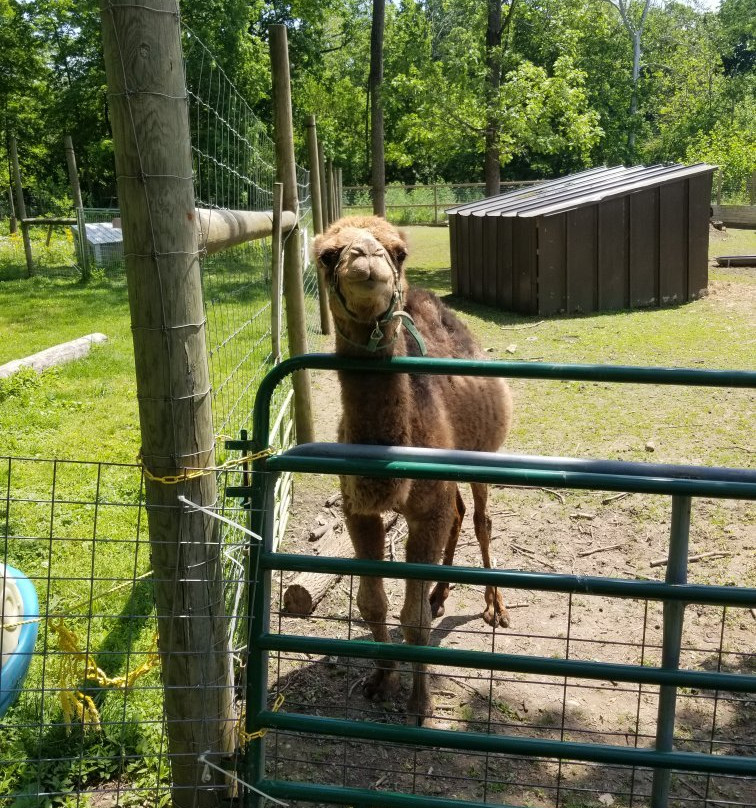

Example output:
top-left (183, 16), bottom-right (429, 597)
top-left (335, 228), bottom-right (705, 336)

top-left (362, 668), bottom-right (400, 701)
top-left (429, 583), bottom-right (449, 619)
top-left (483, 605), bottom-right (510, 629)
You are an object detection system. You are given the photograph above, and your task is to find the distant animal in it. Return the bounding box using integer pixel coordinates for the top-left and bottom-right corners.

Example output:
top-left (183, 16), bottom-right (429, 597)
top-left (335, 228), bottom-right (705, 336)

top-left (314, 216), bottom-right (513, 724)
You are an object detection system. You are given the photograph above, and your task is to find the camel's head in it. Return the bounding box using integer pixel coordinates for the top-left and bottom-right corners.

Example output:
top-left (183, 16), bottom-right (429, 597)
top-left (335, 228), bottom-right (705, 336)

top-left (314, 216), bottom-right (408, 324)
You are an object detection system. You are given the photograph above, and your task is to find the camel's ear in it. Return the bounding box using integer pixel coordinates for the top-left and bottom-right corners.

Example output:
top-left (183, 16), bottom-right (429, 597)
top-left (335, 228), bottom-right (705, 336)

top-left (390, 244), bottom-right (407, 269)
top-left (314, 243), bottom-right (341, 280)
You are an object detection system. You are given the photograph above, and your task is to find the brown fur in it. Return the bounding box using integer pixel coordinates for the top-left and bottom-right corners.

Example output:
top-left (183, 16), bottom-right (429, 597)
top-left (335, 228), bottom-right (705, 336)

top-left (314, 216), bottom-right (514, 724)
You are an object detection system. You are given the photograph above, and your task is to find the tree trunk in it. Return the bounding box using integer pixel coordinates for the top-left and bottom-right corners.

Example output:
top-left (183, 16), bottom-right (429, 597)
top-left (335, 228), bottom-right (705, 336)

top-left (99, 3), bottom-right (235, 805)
top-left (484, 0), bottom-right (503, 198)
top-left (369, 0), bottom-right (386, 216)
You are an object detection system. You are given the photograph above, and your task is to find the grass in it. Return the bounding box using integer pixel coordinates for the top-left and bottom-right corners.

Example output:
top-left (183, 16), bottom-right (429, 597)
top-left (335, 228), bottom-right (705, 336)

top-left (1, 219), bottom-right (755, 804)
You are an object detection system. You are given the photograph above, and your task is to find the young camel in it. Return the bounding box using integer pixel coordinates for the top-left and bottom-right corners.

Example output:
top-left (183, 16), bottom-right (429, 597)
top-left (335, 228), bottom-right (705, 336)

top-left (314, 216), bottom-right (513, 724)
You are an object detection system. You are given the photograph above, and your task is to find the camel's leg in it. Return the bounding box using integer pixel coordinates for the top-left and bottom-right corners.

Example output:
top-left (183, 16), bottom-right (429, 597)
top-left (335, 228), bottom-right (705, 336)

top-left (402, 486), bottom-right (455, 725)
top-left (429, 486), bottom-right (466, 618)
top-left (345, 511), bottom-right (400, 700)
top-left (471, 482), bottom-right (510, 628)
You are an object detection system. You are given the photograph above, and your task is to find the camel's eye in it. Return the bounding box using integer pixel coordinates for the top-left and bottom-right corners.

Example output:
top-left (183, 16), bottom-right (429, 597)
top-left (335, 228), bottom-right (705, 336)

top-left (392, 247), bottom-right (407, 266)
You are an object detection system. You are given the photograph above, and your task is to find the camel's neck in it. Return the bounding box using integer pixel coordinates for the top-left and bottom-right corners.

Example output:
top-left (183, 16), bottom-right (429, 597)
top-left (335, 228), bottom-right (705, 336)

top-left (332, 305), bottom-right (414, 446)
top-left (330, 303), bottom-right (407, 359)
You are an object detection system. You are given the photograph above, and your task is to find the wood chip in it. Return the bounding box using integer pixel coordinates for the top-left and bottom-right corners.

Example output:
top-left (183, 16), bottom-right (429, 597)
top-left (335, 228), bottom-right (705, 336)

top-left (570, 512), bottom-right (596, 520)
top-left (541, 488), bottom-right (566, 504)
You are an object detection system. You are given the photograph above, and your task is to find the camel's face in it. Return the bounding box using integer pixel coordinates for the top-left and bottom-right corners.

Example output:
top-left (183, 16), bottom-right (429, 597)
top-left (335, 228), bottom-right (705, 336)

top-left (314, 217), bottom-right (408, 323)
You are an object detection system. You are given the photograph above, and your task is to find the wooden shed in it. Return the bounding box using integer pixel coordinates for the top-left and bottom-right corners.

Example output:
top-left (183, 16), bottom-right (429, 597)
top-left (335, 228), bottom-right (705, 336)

top-left (447, 164), bottom-right (715, 315)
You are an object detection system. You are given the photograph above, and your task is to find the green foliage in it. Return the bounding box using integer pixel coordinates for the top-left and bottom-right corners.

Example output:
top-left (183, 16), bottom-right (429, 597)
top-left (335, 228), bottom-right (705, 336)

top-left (0, 0), bottom-right (753, 214)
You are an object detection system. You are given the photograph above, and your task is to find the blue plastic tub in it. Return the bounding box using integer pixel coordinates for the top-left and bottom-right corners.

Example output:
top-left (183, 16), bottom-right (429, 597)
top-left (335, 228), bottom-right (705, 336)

top-left (1, 564), bottom-right (39, 718)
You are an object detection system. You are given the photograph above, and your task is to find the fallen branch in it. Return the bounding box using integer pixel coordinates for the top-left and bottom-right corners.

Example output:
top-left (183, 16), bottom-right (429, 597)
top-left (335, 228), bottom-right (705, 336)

top-left (650, 551), bottom-right (731, 569)
top-left (578, 543), bottom-right (625, 558)
top-left (501, 320), bottom-right (544, 330)
top-left (511, 543), bottom-right (556, 570)
top-left (602, 492), bottom-right (631, 505)
top-left (541, 488), bottom-right (566, 504)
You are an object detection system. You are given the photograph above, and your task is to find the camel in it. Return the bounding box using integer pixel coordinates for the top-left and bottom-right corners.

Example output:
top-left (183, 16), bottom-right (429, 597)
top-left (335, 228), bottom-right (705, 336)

top-left (313, 216), bottom-right (513, 724)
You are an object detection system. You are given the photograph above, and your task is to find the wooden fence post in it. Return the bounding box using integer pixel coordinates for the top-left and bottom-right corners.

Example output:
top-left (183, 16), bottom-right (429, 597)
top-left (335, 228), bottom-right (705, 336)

top-left (7, 185), bottom-right (17, 234)
top-left (305, 115), bottom-right (331, 335)
top-left (64, 136), bottom-right (89, 279)
top-left (99, 3), bottom-right (235, 805)
top-left (271, 182), bottom-right (284, 361)
top-left (336, 167), bottom-right (343, 219)
top-left (270, 23), bottom-right (314, 443)
top-left (325, 158), bottom-right (334, 224)
top-left (317, 140), bottom-right (329, 228)
top-left (9, 137), bottom-right (34, 276)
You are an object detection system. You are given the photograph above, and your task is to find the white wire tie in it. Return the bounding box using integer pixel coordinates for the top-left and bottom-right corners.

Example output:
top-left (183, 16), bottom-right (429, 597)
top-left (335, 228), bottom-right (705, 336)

top-left (177, 495), bottom-right (262, 542)
top-left (198, 752), bottom-right (288, 806)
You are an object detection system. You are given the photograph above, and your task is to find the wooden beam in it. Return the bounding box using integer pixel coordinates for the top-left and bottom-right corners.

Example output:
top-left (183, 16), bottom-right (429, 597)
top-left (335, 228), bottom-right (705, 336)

top-left (196, 207), bottom-right (296, 254)
top-left (21, 217), bottom-right (77, 226)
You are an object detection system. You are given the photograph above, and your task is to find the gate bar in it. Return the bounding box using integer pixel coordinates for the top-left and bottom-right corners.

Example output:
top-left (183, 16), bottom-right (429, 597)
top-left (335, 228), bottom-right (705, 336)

top-left (651, 495), bottom-right (692, 808)
top-left (257, 553), bottom-right (756, 607)
top-left (258, 632), bottom-right (756, 692)
top-left (257, 711), bottom-right (756, 777)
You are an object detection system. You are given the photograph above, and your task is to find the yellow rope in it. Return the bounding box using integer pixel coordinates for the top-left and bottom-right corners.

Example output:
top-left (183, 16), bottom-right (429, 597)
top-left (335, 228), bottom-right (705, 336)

top-left (139, 447), bottom-right (274, 485)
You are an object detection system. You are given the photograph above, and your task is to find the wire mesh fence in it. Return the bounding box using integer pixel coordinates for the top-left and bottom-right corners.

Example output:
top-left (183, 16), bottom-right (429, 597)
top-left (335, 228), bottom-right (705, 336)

top-left (0, 454), bottom-right (256, 805)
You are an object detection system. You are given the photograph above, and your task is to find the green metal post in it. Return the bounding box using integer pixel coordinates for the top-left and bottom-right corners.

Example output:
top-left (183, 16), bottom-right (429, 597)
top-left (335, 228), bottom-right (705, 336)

top-left (651, 495), bottom-right (691, 808)
top-left (244, 462), bottom-right (277, 808)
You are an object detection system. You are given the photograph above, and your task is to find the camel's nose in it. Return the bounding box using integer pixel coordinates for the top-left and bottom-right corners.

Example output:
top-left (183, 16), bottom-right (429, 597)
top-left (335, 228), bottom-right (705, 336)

top-left (343, 236), bottom-right (393, 283)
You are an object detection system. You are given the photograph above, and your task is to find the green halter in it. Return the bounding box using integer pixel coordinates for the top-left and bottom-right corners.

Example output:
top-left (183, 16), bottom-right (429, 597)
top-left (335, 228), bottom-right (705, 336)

top-left (329, 242), bottom-right (427, 356)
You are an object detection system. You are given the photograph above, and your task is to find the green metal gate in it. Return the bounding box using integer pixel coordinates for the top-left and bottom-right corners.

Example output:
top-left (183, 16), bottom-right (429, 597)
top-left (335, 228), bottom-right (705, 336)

top-left (227, 355), bottom-right (756, 808)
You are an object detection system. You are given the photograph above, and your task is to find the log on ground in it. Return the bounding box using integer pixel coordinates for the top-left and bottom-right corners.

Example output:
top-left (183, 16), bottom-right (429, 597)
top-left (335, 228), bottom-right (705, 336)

top-left (0, 334), bottom-right (108, 379)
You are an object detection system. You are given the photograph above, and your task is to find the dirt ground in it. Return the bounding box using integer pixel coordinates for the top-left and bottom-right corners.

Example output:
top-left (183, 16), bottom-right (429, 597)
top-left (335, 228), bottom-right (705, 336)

top-left (260, 252), bottom-right (756, 808)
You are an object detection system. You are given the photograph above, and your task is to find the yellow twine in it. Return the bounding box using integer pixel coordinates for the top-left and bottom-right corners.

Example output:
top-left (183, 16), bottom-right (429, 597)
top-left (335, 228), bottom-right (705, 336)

top-left (139, 447), bottom-right (274, 485)
top-left (238, 693), bottom-right (285, 743)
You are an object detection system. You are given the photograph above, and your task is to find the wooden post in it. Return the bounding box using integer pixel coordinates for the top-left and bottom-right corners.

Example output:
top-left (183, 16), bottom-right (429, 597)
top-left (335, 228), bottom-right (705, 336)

top-left (716, 168), bottom-right (722, 206)
top-left (271, 182), bottom-right (283, 362)
top-left (64, 136), bottom-right (84, 210)
top-left (433, 184), bottom-right (439, 224)
top-left (306, 116), bottom-right (331, 335)
top-left (9, 137), bottom-right (34, 276)
top-left (7, 184), bottom-right (17, 234)
top-left (336, 167), bottom-right (343, 219)
top-left (325, 158), bottom-right (334, 224)
top-left (317, 140), bottom-right (329, 228)
top-left (305, 117), bottom-right (324, 235)
top-left (100, 3), bottom-right (234, 805)
top-left (270, 24), bottom-right (314, 443)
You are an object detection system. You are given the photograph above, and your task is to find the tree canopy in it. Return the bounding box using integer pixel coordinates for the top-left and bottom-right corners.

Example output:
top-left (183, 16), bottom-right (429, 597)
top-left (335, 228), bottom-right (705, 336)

top-left (1, 0), bottom-right (753, 210)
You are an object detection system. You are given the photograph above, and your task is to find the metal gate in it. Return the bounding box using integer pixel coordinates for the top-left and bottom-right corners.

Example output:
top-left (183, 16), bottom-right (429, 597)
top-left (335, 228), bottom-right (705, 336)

top-left (227, 355), bottom-right (756, 808)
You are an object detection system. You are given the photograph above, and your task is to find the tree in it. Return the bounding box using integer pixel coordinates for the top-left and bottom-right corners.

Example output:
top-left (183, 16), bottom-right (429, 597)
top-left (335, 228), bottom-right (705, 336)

top-left (601, 0), bottom-right (651, 159)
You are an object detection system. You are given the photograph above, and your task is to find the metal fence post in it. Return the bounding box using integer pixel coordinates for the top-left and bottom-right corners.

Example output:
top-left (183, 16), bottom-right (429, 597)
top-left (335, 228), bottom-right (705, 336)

top-left (651, 494), bottom-right (692, 808)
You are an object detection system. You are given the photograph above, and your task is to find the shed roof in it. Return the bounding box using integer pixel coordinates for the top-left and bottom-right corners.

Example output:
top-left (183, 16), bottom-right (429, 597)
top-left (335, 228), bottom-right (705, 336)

top-left (446, 164), bottom-right (716, 219)
top-left (71, 222), bottom-right (123, 246)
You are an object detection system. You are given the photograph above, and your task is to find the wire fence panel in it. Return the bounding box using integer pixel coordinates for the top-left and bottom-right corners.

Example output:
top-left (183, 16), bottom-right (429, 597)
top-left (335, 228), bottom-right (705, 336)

top-left (0, 455), bottom-right (254, 804)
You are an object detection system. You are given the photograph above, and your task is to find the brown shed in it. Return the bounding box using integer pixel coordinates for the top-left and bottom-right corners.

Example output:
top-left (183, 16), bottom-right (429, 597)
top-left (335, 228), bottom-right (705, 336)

top-left (447, 164), bottom-right (715, 315)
